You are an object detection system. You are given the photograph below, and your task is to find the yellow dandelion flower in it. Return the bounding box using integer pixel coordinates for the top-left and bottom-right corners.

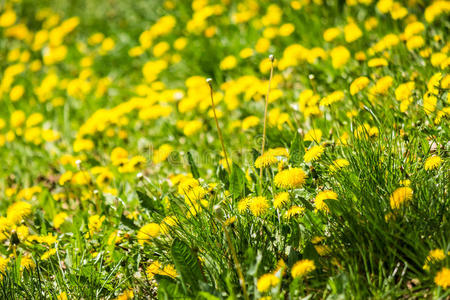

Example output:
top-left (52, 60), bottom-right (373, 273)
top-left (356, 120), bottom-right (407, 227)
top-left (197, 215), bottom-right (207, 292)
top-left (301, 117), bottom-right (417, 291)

top-left (320, 90), bottom-right (344, 106)
top-left (237, 198), bottom-right (250, 213)
top-left (434, 267), bottom-right (450, 289)
top-left (344, 22), bottom-right (362, 43)
top-left (330, 46), bottom-right (350, 68)
top-left (161, 264), bottom-right (178, 279)
top-left (368, 57), bottom-right (388, 67)
top-left (0, 9), bottom-right (17, 27)
top-left (220, 55), bottom-right (237, 70)
top-left (406, 36), bottom-right (424, 50)
top-left (239, 48), bottom-right (254, 59)
top-left (255, 153), bottom-right (278, 169)
top-left (399, 179), bottom-right (411, 186)
top-left (355, 51), bottom-right (367, 61)
top-left (88, 215), bottom-right (105, 236)
top-left (423, 93), bottom-right (437, 114)
top-left (160, 216), bottom-right (177, 234)
top-left (16, 225), bottom-right (29, 242)
top-left (0, 256), bottom-right (9, 275)
top-left (248, 196), bottom-right (269, 217)
top-left (389, 187), bottom-right (413, 209)
top-left (267, 147), bottom-right (289, 157)
top-left (395, 82), bottom-right (415, 102)
top-left (10, 110), bottom-right (26, 128)
top-left (7, 201), bottom-right (32, 224)
top-left (304, 129), bottom-right (322, 143)
top-left (137, 223), bottom-right (160, 245)
top-left (224, 216), bottom-right (237, 226)
top-left (424, 155), bottom-right (442, 171)
top-left (274, 259), bottom-right (286, 276)
top-left (427, 72), bottom-right (442, 95)
top-left (329, 159), bottom-right (349, 173)
top-left (315, 244), bottom-right (331, 256)
top-left (304, 145), bottom-right (325, 163)
top-left (39, 234), bottom-right (57, 245)
top-left (242, 116), bottom-right (259, 130)
top-left (183, 186), bottom-right (207, 203)
top-left (373, 76), bottom-right (394, 95)
top-left (350, 76), bottom-right (370, 95)
top-left (153, 144), bottom-right (174, 164)
top-left (146, 261), bottom-right (161, 280)
top-left (20, 255), bottom-right (35, 271)
top-left (115, 289), bottom-right (134, 300)
top-left (111, 147), bottom-right (128, 165)
top-left (273, 192), bottom-right (289, 209)
top-left (426, 249), bottom-right (446, 263)
top-left (41, 248), bottom-right (57, 260)
top-left (183, 120), bottom-right (203, 136)
top-left (312, 236), bottom-right (324, 244)
top-left (314, 190), bottom-right (338, 212)
top-left (404, 21), bottom-right (425, 39)
top-left (365, 17), bottom-right (378, 31)
top-left (257, 273), bottom-right (279, 292)
top-left (291, 259), bottom-right (315, 278)
top-left (56, 291), bottom-right (68, 300)
top-left (274, 168), bottom-right (307, 189)
top-left (323, 27), bottom-right (340, 42)
top-left (284, 206), bottom-right (305, 219)
top-left (58, 171), bottom-right (73, 186)
top-left (71, 171), bottom-right (91, 185)
top-left (107, 230), bottom-right (122, 245)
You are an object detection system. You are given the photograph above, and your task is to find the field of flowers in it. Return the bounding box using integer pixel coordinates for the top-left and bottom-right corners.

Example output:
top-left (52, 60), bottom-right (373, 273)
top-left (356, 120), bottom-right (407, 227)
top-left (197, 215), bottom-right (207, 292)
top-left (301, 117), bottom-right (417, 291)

top-left (0, 0), bottom-right (449, 299)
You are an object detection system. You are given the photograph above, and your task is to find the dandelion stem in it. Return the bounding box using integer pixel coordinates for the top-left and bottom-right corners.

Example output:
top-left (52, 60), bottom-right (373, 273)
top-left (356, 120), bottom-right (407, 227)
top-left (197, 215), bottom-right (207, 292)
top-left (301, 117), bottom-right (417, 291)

top-left (207, 79), bottom-right (231, 173)
top-left (259, 55), bottom-right (275, 188)
top-left (223, 224), bottom-right (249, 300)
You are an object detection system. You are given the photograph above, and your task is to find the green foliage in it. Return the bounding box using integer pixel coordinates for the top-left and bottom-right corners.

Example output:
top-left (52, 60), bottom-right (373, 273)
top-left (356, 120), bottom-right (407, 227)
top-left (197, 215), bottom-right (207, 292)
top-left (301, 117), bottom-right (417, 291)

top-left (188, 152), bottom-right (200, 179)
top-left (229, 163), bottom-right (247, 201)
top-left (289, 132), bottom-right (305, 167)
top-left (171, 238), bottom-right (204, 294)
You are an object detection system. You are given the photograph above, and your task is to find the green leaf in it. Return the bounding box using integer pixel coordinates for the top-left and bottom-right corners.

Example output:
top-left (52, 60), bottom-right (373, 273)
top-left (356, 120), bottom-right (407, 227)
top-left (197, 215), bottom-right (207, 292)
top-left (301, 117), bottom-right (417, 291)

top-left (120, 214), bottom-right (138, 230)
top-left (287, 224), bottom-right (300, 248)
top-left (229, 162), bottom-right (246, 201)
top-left (251, 148), bottom-right (260, 162)
top-left (171, 238), bottom-right (204, 294)
top-left (136, 190), bottom-right (160, 213)
top-left (155, 275), bottom-right (189, 300)
top-left (187, 152), bottom-right (200, 179)
top-left (198, 291), bottom-right (221, 300)
top-left (289, 132), bottom-right (304, 167)
top-left (216, 164), bottom-right (229, 187)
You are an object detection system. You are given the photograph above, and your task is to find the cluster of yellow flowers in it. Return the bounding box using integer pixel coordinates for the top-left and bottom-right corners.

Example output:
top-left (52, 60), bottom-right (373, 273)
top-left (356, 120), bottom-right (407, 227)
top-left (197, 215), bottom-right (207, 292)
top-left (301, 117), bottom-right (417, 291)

top-left (0, 0), bottom-right (448, 296)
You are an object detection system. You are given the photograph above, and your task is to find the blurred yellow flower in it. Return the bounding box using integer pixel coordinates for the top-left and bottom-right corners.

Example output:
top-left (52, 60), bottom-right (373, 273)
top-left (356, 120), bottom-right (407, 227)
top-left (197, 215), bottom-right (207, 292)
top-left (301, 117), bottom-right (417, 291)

top-left (257, 273), bottom-right (279, 292)
top-left (291, 259), bottom-right (315, 278)
top-left (314, 190), bottom-right (338, 212)
top-left (390, 187), bottom-right (413, 209)
top-left (220, 55), bottom-right (237, 70)
top-left (137, 223), bottom-right (160, 245)
top-left (88, 215), bottom-right (105, 236)
top-left (434, 267), bottom-right (450, 289)
top-left (53, 212), bottom-right (68, 229)
top-left (350, 76), bottom-right (370, 95)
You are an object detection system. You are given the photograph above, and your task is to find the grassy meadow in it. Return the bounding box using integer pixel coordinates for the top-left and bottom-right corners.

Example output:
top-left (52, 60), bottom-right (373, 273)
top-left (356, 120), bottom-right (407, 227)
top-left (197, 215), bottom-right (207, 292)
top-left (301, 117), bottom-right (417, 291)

top-left (0, 0), bottom-right (449, 299)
